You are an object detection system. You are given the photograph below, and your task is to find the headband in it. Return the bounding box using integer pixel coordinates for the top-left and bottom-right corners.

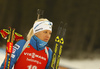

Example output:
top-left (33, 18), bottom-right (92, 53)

top-left (33, 21), bottom-right (53, 34)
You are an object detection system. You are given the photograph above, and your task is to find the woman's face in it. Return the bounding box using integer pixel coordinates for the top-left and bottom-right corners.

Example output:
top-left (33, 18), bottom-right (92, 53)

top-left (35, 30), bottom-right (52, 42)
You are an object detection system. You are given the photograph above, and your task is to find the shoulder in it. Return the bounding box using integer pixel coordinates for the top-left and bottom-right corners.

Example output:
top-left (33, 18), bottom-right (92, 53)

top-left (49, 47), bottom-right (52, 52)
top-left (13, 39), bottom-right (26, 50)
top-left (45, 47), bottom-right (53, 69)
top-left (11, 40), bottom-right (26, 59)
top-left (16, 39), bottom-right (26, 45)
top-left (46, 47), bottom-right (52, 54)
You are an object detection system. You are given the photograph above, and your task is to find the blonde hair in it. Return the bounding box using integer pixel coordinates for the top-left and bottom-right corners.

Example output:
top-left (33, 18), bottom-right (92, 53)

top-left (26, 18), bottom-right (49, 41)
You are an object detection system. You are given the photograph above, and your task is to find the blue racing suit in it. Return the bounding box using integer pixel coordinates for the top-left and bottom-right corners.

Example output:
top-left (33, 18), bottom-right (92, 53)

top-left (0, 35), bottom-right (52, 69)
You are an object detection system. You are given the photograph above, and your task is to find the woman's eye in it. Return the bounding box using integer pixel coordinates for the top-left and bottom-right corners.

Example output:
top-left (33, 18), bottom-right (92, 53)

top-left (44, 31), bottom-right (47, 33)
top-left (49, 32), bottom-right (52, 34)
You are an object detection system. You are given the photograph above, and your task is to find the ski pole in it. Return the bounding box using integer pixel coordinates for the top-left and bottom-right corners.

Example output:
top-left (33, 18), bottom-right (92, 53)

top-left (4, 27), bottom-right (11, 69)
top-left (7, 28), bottom-right (15, 69)
top-left (0, 27), bottom-right (23, 69)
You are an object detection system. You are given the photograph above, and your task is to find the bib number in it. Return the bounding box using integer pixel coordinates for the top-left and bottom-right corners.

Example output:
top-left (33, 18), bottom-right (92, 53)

top-left (27, 65), bottom-right (37, 69)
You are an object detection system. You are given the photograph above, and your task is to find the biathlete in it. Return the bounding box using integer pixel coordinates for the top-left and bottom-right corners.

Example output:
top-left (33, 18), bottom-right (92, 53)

top-left (0, 18), bottom-right (53, 69)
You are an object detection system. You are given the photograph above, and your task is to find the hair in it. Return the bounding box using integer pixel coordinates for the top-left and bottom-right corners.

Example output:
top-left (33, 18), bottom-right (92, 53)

top-left (26, 18), bottom-right (49, 41)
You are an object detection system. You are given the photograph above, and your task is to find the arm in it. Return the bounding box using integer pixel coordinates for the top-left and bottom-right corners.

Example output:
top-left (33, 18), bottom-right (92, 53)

top-left (0, 40), bottom-right (26, 69)
top-left (45, 48), bottom-right (52, 69)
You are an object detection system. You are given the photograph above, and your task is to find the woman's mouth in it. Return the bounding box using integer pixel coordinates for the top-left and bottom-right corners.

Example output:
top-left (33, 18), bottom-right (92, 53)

top-left (44, 39), bottom-right (49, 42)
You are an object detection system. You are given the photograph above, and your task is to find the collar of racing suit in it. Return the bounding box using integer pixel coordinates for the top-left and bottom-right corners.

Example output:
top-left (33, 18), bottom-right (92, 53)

top-left (30, 35), bottom-right (48, 51)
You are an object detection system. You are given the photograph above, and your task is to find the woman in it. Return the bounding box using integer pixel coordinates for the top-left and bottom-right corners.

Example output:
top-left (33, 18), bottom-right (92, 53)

top-left (0, 18), bottom-right (53, 69)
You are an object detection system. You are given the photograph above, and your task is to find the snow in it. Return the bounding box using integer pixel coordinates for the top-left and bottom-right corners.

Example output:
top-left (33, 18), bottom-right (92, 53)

top-left (0, 49), bottom-right (5, 67)
top-left (60, 58), bottom-right (100, 69)
top-left (0, 48), bottom-right (100, 69)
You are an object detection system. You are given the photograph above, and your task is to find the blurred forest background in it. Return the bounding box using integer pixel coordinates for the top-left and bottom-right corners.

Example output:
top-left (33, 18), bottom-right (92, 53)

top-left (0, 0), bottom-right (100, 59)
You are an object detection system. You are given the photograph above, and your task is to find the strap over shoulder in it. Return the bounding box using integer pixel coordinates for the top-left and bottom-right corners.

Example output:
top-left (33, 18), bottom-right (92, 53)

top-left (45, 47), bottom-right (49, 59)
top-left (21, 40), bottom-right (30, 52)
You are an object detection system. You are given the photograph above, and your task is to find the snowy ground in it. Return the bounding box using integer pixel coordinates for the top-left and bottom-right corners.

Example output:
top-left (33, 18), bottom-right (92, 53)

top-left (0, 49), bottom-right (5, 67)
top-left (0, 48), bottom-right (100, 69)
top-left (60, 58), bottom-right (100, 69)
